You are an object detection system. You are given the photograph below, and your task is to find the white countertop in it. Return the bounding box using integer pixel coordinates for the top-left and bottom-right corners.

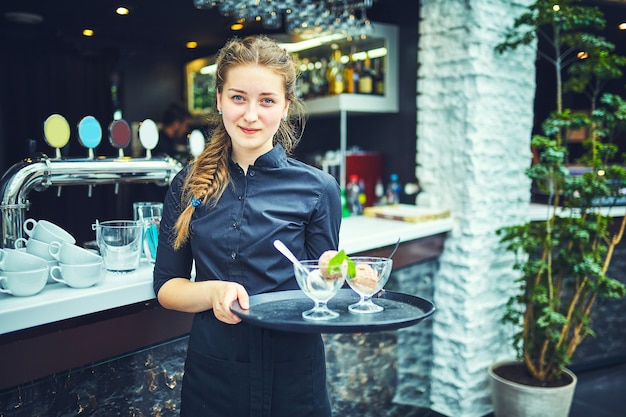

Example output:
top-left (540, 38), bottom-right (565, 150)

top-left (0, 215), bottom-right (454, 335)
top-left (3, 203), bottom-right (624, 335)
top-left (0, 262), bottom-right (156, 335)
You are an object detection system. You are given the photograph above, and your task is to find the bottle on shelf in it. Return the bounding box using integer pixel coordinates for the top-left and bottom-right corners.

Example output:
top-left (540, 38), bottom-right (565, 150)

top-left (298, 57), bottom-right (311, 100)
top-left (326, 48), bottom-right (345, 95)
top-left (386, 173), bottom-right (401, 205)
top-left (373, 57), bottom-right (385, 96)
top-left (340, 188), bottom-right (351, 218)
top-left (346, 174), bottom-right (363, 215)
top-left (375, 177), bottom-right (386, 205)
top-left (343, 46), bottom-right (356, 94)
top-left (358, 54), bottom-right (373, 94)
top-left (358, 177), bottom-right (367, 207)
top-left (310, 58), bottom-right (328, 99)
top-left (353, 58), bottom-right (362, 93)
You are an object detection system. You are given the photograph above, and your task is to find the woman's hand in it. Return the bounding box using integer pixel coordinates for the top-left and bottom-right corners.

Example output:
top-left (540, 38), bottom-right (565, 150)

top-left (157, 278), bottom-right (249, 324)
top-left (210, 281), bottom-right (250, 324)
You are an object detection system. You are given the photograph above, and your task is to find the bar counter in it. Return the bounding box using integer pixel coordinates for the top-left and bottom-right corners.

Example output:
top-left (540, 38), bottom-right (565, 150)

top-left (0, 214), bottom-right (453, 391)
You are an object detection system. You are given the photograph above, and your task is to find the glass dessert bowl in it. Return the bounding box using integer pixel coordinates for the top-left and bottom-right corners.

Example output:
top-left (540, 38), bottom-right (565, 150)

top-left (346, 257), bottom-right (393, 314)
top-left (293, 259), bottom-right (347, 321)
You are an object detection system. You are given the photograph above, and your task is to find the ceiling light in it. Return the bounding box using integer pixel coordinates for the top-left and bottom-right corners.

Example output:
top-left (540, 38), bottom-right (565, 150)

top-left (619, 22), bottom-right (626, 31)
top-left (186, 41), bottom-right (198, 49)
top-left (231, 23), bottom-right (244, 31)
top-left (116, 7), bottom-right (130, 16)
top-left (83, 28), bottom-right (95, 37)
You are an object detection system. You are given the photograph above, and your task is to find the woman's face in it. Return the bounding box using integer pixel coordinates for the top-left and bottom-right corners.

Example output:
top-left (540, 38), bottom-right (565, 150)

top-left (217, 64), bottom-right (290, 160)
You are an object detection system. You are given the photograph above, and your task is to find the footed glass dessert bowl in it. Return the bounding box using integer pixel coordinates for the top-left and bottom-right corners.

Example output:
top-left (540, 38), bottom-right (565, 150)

top-left (345, 257), bottom-right (393, 314)
top-left (293, 260), bottom-right (347, 321)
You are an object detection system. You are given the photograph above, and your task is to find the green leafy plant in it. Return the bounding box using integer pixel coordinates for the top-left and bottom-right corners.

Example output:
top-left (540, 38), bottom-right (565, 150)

top-left (496, 0), bottom-right (626, 383)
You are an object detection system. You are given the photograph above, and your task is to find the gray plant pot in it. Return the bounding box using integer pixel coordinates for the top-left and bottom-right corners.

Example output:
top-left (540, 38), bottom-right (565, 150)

top-left (488, 360), bottom-right (578, 417)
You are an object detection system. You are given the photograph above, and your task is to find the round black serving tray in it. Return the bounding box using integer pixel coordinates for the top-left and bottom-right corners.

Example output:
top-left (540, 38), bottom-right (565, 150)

top-left (230, 288), bottom-right (435, 333)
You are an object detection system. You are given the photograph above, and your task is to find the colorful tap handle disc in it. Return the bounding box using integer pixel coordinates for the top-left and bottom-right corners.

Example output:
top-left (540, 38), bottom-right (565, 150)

top-left (189, 129), bottom-right (206, 158)
top-left (77, 115), bottom-right (102, 149)
top-left (43, 114), bottom-right (71, 149)
top-left (108, 119), bottom-right (131, 148)
top-left (138, 118), bottom-right (159, 150)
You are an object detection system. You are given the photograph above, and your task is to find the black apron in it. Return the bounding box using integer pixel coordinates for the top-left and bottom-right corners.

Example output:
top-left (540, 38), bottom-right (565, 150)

top-left (180, 311), bottom-right (332, 417)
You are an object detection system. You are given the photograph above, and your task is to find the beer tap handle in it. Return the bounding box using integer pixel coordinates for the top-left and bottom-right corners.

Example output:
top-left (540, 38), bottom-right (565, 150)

top-left (77, 115), bottom-right (102, 160)
top-left (43, 114), bottom-right (70, 160)
top-left (138, 119), bottom-right (159, 159)
top-left (189, 129), bottom-right (206, 161)
top-left (108, 119), bottom-right (131, 160)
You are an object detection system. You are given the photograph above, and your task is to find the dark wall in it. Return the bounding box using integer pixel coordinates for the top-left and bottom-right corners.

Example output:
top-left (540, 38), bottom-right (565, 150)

top-left (0, 2), bottom-right (420, 243)
top-left (0, 38), bottom-right (186, 244)
top-left (116, 47), bottom-right (190, 124)
top-left (1, 41), bottom-right (119, 168)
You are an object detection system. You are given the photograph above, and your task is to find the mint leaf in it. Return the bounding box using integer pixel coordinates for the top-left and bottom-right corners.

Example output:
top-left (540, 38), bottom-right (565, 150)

top-left (328, 250), bottom-right (356, 278)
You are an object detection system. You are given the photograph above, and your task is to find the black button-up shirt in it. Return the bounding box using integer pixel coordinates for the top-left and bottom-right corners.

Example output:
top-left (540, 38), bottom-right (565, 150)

top-left (153, 144), bottom-right (342, 296)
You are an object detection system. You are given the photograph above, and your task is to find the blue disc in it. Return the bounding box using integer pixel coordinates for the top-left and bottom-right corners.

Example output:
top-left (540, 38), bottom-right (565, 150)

top-left (77, 115), bottom-right (102, 149)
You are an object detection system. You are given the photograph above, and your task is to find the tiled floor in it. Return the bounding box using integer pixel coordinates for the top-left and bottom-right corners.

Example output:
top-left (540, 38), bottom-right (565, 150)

top-left (569, 361), bottom-right (626, 417)
top-left (376, 360), bottom-right (626, 417)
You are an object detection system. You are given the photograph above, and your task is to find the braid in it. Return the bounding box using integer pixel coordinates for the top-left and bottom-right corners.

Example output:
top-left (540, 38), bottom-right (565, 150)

top-left (172, 125), bottom-right (231, 249)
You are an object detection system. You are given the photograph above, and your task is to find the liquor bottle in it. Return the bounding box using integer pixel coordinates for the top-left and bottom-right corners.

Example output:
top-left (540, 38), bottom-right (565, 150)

top-left (358, 54), bottom-right (373, 94)
top-left (326, 48), bottom-right (345, 95)
top-left (340, 188), bottom-right (351, 217)
top-left (311, 58), bottom-right (328, 98)
top-left (373, 57), bottom-right (385, 96)
top-left (353, 59), bottom-right (361, 93)
top-left (343, 46), bottom-right (356, 94)
top-left (346, 174), bottom-right (363, 215)
top-left (375, 177), bottom-right (386, 205)
top-left (386, 173), bottom-right (401, 205)
top-left (298, 57), bottom-right (311, 99)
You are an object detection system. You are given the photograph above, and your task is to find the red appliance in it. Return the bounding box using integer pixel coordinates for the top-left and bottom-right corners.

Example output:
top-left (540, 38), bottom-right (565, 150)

top-left (346, 151), bottom-right (384, 207)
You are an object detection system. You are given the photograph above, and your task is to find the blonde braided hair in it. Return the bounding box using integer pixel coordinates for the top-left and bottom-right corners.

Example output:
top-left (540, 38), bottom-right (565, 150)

top-left (172, 35), bottom-right (305, 249)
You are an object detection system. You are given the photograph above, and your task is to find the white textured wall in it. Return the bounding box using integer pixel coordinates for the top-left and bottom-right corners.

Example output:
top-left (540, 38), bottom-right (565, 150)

top-left (416, 0), bottom-right (536, 416)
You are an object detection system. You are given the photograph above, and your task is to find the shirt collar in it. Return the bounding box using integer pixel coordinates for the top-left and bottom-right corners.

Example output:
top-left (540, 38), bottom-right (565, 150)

top-left (229, 143), bottom-right (289, 170)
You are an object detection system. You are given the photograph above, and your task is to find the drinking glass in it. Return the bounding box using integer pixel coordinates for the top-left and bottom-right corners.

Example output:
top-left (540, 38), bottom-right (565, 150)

top-left (93, 220), bottom-right (142, 273)
top-left (293, 259), bottom-right (347, 321)
top-left (346, 257), bottom-right (393, 314)
top-left (133, 202), bottom-right (163, 263)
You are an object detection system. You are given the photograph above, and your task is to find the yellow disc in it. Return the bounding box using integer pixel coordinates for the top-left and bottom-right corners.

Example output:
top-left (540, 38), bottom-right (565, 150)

top-left (43, 114), bottom-right (71, 149)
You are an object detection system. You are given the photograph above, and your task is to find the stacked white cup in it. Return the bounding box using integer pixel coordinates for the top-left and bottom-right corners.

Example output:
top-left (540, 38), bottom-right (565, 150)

top-left (13, 218), bottom-right (104, 289)
top-left (14, 218), bottom-right (77, 284)
top-left (0, 249), bottom-right (49, 296)
top-left (48, 241), bottom-right (105, 288)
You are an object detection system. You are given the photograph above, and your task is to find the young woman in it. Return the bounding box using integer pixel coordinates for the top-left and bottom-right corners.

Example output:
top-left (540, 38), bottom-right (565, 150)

top-left (153, 35), bottom-right (342, 417)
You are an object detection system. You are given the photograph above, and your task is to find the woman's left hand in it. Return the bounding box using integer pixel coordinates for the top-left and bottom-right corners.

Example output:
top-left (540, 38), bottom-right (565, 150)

top-left (210, 281), bottom-right (250, 324)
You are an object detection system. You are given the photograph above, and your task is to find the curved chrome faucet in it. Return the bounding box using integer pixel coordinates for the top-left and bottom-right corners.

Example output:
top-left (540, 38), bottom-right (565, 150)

top-left (0, 154), bottom-right (182, 248)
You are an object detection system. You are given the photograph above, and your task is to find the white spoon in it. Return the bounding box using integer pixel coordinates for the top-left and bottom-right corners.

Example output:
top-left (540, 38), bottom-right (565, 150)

top-left (273, 240), bottom-right (307, 273)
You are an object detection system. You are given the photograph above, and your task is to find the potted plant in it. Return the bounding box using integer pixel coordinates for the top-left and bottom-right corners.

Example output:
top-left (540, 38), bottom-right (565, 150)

top-left (490, 1), bottom-right (626, 416)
